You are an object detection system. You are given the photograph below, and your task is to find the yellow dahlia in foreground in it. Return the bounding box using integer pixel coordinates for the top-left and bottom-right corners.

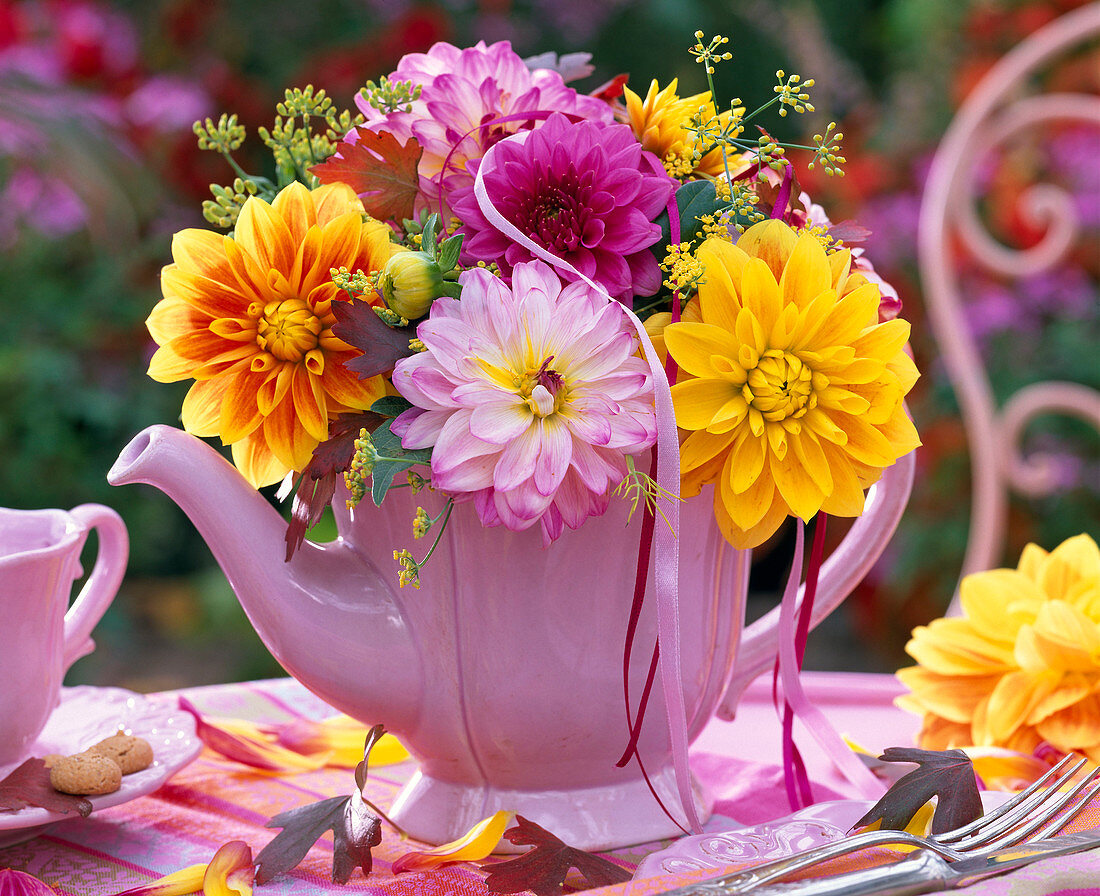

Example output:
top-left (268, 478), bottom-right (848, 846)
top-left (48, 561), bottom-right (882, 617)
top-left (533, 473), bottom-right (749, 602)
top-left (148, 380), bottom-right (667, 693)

top-left (147, 182), bottom-right (398, 487)
top-left (624, 79), bottom-right (744, 179)
top-left (663, 220), bottom-right (920, 549)
top-left (898, 534), bottom-right (1100, 762)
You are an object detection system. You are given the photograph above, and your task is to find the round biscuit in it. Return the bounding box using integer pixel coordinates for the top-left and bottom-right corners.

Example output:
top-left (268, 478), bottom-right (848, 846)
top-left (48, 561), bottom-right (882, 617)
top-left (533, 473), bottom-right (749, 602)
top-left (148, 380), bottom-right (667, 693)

top-left (49, 752), bottom-right (122, 795)
top-left (88, 734), bottom-right (154, 775)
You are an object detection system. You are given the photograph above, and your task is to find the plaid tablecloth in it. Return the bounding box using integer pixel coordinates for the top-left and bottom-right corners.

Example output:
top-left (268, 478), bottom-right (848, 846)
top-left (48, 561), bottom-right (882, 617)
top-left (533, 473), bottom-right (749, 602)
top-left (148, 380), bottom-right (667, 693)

top-left (2, 675), bottom-right (1099, 896)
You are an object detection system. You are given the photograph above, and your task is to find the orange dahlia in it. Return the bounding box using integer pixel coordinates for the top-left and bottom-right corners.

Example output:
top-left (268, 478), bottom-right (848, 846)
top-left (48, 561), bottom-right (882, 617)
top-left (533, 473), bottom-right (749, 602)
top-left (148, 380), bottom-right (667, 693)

top-left (147, 181), bottom-right (398, 487)
top-left (624, 79), bottom-right (744, 180)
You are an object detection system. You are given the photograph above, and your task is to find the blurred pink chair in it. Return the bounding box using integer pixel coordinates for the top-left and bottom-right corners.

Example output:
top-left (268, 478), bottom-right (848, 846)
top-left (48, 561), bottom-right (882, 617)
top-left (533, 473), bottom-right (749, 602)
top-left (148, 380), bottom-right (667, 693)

top-left (917, 4), bottom-right (1100, 613)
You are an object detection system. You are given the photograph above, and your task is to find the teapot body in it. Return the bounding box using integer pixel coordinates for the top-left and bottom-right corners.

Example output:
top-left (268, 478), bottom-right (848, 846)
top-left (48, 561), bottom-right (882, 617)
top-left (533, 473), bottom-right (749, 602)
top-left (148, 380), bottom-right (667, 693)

top-left (111, 426), bottom-right (914, 850)
top-left (332, 483), bottom-right (747, 848)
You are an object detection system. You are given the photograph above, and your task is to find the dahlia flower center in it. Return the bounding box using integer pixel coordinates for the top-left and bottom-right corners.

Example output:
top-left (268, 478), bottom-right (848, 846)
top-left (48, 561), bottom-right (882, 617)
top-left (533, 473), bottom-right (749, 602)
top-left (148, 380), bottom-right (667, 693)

top-left (522, 184), bottom-right (582, 252)
top-left (742, 349), bottom-right (816, 422)
top-left (517, 356), bottom-right (565, 418)
top-left (256, 297), bottom-right (322, 362)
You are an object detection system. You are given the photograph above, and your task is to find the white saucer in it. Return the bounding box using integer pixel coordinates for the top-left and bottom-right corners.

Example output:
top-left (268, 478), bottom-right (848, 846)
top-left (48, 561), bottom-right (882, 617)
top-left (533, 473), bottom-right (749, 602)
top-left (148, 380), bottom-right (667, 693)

top-left (634, 791), bottom-right (1013, 879)
top-left (0, 685), bottom-right (202, 848)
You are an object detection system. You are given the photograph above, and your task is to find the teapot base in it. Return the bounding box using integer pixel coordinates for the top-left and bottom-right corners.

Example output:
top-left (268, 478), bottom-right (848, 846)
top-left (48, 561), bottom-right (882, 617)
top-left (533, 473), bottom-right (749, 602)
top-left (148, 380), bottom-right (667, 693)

top-left (388, 765), bottom-right (713, 852)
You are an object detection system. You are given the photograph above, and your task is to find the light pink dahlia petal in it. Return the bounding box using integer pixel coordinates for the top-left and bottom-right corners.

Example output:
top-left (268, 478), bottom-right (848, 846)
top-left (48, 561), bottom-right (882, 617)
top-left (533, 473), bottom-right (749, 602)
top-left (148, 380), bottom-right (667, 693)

top-left (561, 407), bottom-right (612, 446)
top-left (433, 453), bottom-right (498, 493)
top-left (495, 481), bottom-right (553, 528)
top-left (555, 322), bottom-right (635, 375)
top-left (511, 259), bottom-right (564, 305)
top-left (493, 423), bottom-right (542, 492)
top-left (552, 466), bottom-right (604, 529)
top-left (469, 401), bottom-right (532, 444)
top-left (392, 355), bottom-right (453, 411)
top-left (398, 409), bottom-right (447, 449)
top-left (533, 418), bottom-right (572, 496)
top-left (606, 409), bottom-right (658, 451)
top-left (432, 412), bottom-right (498, 473)
top-left (539, 504), bottom-right (565, 544)
top-left (567, 438), bottom-right (625, 493)
top-left (472, 487), bottom-right (501, 527)
top-left (580, 368), bottom-right (651, 401)
top-left (406, 364), bottom-right (461, 407)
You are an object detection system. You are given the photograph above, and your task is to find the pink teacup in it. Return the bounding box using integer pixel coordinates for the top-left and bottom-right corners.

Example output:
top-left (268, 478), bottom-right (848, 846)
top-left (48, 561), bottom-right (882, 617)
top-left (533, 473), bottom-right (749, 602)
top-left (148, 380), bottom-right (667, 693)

top-left (0, 505), bottom-right (127, 771)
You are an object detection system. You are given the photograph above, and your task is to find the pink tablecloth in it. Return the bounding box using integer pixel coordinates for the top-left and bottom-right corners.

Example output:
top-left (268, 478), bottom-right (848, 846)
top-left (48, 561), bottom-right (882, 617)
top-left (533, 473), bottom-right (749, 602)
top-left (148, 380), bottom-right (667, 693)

top-left (2, 673), bottom-right (1098, 895)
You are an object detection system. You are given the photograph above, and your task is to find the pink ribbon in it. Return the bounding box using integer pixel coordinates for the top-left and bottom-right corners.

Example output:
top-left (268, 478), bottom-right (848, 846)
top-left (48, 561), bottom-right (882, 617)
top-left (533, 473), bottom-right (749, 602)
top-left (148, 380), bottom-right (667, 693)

top-left (471, 134), bottom-right (702, 833)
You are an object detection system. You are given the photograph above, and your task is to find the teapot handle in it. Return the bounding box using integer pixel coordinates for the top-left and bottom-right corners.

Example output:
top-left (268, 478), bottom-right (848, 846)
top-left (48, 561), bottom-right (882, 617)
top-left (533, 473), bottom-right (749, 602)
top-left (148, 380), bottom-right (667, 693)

top-left (62, 504), bottom-right (129, 671)
top-left (718, 449), bottom-right (916, 719)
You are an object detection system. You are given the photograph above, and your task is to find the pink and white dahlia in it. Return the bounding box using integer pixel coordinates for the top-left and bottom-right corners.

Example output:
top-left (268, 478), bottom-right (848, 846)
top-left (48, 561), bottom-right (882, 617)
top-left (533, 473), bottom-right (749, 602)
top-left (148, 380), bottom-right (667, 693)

top-left (452, 113), bottom-right (675, 304)
top-left (354, 41), bottom-right (613, 213)
top-left (391, 260), bottom-right (657, 542)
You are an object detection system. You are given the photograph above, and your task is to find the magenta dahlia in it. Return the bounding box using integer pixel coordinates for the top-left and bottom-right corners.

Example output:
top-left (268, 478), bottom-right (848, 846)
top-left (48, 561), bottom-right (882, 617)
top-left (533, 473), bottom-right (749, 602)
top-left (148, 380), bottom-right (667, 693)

top-left (353, 41), bottom-right (613, 213)
top-left (451, 113), bottom-right (675, 304)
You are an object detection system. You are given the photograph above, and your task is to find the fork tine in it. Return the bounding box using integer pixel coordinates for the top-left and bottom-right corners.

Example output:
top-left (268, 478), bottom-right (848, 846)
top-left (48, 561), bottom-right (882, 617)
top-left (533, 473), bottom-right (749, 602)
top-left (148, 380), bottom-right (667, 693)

top-left (937, 753), bottom-right (1085, 843)
top-left (1030, 778), bottom-right (1100, 839)
top-left (949, 756), bottom-right (1090, 848)
top-left (971, 766), bottom-right (1100, 851)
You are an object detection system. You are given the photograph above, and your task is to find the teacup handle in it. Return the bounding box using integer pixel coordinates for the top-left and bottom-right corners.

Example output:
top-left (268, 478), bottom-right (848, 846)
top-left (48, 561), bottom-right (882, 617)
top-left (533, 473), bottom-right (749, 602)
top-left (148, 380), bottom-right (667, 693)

top-left (62, 504), bottom-right (129, 671)
top-left (718, 450), bottom-right (916, 719)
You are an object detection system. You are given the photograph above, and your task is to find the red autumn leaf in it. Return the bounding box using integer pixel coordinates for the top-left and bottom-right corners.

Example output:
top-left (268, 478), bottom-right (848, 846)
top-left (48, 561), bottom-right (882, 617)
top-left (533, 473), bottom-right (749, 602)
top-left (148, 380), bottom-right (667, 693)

top-left (285, 412), bottom-right (385, 560)
top-left (853, 747), bottom-right (983, 836)
top-left (482, 816), bottom-right (632, 896)
top-left (0, 758), bottom-right (92, 817)
top-left (330, 299), bottom-right (417, 380)
top-left (591, 73), bottom-right (629, 101)
top-left (311, 128), bottom-right (422, 222)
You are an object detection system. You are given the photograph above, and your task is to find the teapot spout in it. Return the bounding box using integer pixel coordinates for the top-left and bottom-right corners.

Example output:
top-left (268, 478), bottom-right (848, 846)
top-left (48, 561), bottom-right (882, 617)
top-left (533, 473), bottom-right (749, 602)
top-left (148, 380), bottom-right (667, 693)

top-left (109, 425), bottom-right (288, 569)
top-left (108, 425), bottom-right (422, 733)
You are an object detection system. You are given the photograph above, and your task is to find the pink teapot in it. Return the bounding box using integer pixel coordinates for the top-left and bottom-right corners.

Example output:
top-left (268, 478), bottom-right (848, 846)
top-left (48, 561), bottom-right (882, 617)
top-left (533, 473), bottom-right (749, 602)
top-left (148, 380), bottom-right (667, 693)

top-left (110, 424), bottom-right (912, 849)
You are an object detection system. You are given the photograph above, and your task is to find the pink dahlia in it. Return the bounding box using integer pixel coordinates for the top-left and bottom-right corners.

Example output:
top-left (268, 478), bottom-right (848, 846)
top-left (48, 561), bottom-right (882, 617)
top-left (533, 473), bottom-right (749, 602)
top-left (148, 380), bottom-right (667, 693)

top-left (354, 41), bottom-right (612, 213)
top-left (391, 260), bottom-right (657, 542)
top-left (452, 113), bottom-right (675, 304)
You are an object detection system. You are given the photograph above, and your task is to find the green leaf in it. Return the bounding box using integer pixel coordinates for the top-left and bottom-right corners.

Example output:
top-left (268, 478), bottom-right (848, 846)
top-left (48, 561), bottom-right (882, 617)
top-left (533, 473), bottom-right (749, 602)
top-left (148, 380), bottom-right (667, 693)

top-left (369, 420), bottom-right (432, 505)
top-left (421, 214), bottom-right (439, 258)
top-left (657, 179), bottom-right (721, 247)
top-left (437, 233), bottom-right (464, 272)
top-left (369, 396), bottom-right (414, 419)
top-left (853, 747), bottom-right (982, 836)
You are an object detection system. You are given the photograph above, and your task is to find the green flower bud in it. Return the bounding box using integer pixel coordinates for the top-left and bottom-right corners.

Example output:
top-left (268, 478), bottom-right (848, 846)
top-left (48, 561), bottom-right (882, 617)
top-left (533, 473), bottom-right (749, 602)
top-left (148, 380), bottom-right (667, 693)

top-left (380, 251), bottom-right (444, 319)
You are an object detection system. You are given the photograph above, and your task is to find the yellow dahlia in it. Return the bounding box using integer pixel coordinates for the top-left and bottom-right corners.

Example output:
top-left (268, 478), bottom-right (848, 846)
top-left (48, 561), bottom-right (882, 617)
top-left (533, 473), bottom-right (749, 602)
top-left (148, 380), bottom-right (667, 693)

top-left (624, 79), bottom-right (744, 180)
top-left (662, 219), bottom-right (920, 549)
top-left (898, 534), bottom-right (1100, 762)
top-left (147, 181), bottom-right (398, 487)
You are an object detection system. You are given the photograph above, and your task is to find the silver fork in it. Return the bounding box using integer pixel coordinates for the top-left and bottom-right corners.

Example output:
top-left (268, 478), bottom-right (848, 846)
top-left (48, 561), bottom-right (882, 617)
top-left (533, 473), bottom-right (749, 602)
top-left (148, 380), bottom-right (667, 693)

top-left (656, 753), bottom-right (1100, 895)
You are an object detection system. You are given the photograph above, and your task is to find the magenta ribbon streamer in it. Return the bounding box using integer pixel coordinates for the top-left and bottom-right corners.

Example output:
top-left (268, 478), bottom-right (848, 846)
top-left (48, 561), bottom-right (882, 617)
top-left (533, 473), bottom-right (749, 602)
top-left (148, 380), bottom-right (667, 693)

top-left (472, 136), bottom-right (702, 833)
top-left (773, 520), bottom-right (812, 808)
top-left (771, 164), bottom-right (795, 220)
top-left (774, 517), bottom-right (882, 807)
